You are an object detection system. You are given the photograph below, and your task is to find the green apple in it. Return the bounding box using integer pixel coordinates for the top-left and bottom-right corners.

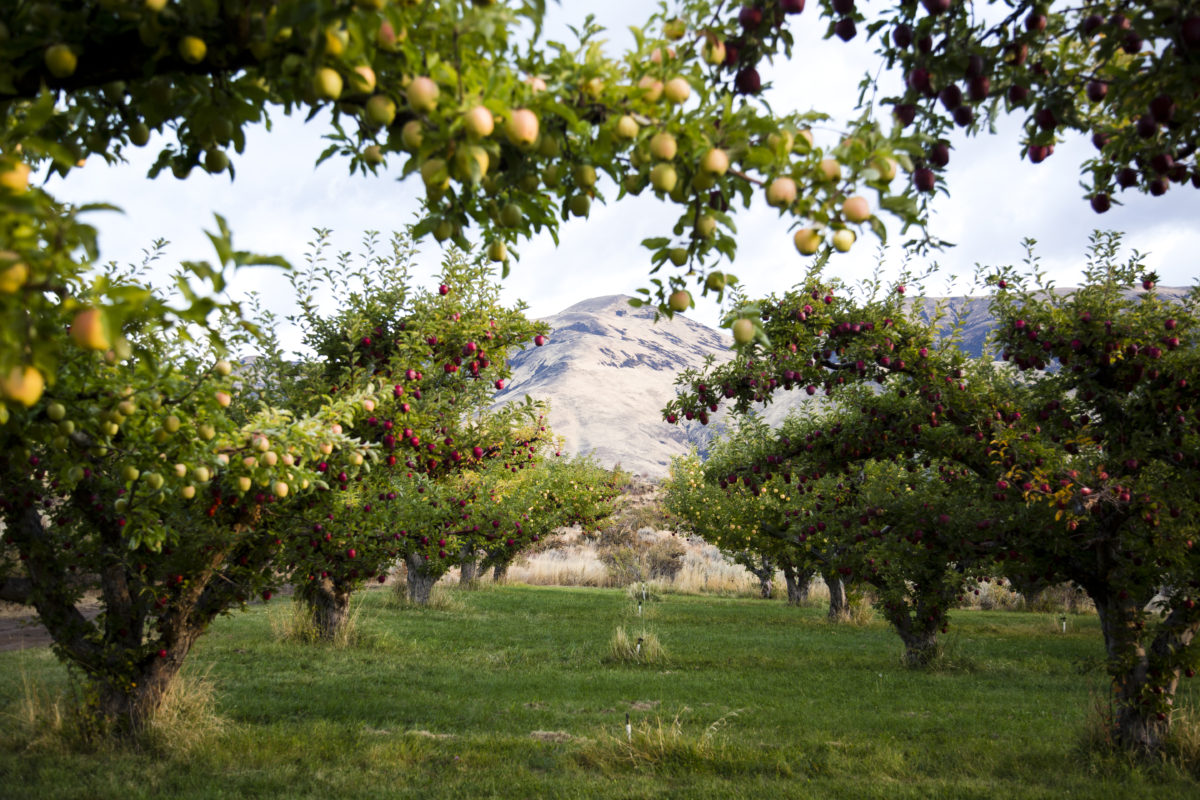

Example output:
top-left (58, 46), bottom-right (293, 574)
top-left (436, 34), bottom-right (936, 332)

top-left (365, 95), bottom-right (396, 127)
top-left (732, 319), bottom-right (755, 345)
top-left (766, 177), bottom-right (797, 208)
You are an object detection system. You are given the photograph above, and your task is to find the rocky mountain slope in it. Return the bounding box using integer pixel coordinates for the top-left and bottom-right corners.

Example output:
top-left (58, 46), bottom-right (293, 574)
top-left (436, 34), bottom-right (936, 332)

top-left (494, 295), bottom-right (803, 477)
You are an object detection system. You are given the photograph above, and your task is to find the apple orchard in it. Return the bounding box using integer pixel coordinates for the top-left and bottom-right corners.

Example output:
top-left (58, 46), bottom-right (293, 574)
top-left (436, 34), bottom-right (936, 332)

top-left (0, 0), bottom-right (1199, 761)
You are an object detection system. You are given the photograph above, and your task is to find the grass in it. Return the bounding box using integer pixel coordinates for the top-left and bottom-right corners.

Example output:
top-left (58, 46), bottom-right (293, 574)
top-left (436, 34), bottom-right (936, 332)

top-left (1, 585), bottom-right (1198, 799)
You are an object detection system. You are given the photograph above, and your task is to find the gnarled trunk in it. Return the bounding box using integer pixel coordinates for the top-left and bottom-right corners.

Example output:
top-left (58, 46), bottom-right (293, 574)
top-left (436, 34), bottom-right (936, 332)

top-left (492, 561), bottom-right (509, 583)
top-left (822, 570), bottom-right (848, 622)
top-left (781, 561), bottom-right (813, 606)
top-left (1091, 588), bottom-right (1197, 755)
top-left (301, 578), bottom-right (352, 641)
top-left (406, 553), bottom-right (438, 605)
top-left (459, 548), bottom-right (478, 586)
top-left (897, 624), bottom-right (939, 668)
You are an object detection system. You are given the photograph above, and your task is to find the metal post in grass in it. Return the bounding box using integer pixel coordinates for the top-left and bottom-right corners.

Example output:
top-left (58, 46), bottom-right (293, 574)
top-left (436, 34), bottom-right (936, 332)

top-left (626, 712), bottom-right (632, 742)
top-left (1059, 614), bottom-right (1067, 633)
top-left (638, 601), bottom-right (642, 617)
top-left (636, 636), bottom-right (643, 657)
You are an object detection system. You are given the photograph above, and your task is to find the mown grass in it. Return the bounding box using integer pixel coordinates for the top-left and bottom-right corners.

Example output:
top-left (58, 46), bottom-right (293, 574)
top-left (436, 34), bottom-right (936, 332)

top-left (1, 585), bottom-right (1197, 799)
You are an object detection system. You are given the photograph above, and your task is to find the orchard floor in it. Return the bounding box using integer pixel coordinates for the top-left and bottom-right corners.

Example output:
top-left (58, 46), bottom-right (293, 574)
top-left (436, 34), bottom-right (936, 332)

top-left (1, 585), bottom-right (1197, 799)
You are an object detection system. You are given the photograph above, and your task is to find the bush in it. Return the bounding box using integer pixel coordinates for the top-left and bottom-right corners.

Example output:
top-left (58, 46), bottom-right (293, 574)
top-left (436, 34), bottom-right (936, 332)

top-left (646, 538), bottom-right (688, 581)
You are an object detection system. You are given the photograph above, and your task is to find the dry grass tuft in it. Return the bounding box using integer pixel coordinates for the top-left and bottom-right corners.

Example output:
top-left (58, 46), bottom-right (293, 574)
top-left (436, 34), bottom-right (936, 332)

top-left (608, 626), bottom-right (666, 664)
top-left (579, 710), bottom-right (741, 770)
top-left (268, 596), bottom-right (366, 647)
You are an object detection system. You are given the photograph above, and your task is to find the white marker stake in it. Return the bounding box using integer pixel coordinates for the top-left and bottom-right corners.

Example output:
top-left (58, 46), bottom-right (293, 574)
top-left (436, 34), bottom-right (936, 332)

top-left (626, 712), bottom-right (632, 742)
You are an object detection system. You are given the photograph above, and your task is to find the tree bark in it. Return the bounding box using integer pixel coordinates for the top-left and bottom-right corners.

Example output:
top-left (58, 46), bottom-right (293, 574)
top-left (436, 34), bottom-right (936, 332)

top-left (1090, 588), bottom-right (1197, 755)
top-left (823, 570), bottom-right (848, 622)
top-left (301, 579), bottom-right (352, 641)
top-left (897, 623), bottom-right (940, 668)
top-left (406, 553), bottom-right (438, 605)
top-left (781, 561), bottom-right (813, 606)
top-left (459, 549), bottom-right (478, 586)
top-left (492, 561), bottom-right (509, 583)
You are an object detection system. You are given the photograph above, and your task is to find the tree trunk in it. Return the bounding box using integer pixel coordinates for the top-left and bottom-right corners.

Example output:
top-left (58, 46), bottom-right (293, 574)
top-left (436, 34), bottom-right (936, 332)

top-left (406, 553), bottom-right (438, 605)
top-left (823, 570), bottom-right (848, 622)
top-left (492, 562), bottom-right (509, 583)
top-left (93, 648), bottom-right (191, 734)
top-left (781, 561), bottom-right (813, 606)
top-left (1091, 588), bottom-right (1195, 755)
top-left (459, 549), bottom-right (478, 587)
top-left (302, 579), bottom-right (352, 641)
top-left (898, 626), bottom-right (939, 667)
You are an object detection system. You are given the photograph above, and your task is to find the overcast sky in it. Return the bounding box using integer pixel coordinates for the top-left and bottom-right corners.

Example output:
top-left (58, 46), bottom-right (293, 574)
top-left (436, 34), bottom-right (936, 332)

top-left (47, 2), bottom-right (1200, 353)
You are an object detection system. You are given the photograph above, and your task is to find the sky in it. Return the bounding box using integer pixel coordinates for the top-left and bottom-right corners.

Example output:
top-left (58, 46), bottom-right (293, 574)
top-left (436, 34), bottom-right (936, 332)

top-left (46, 1), bottom-right (1200, 354)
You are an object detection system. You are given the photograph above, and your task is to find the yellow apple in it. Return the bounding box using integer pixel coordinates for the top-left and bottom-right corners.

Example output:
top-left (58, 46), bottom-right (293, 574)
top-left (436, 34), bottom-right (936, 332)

top-left (463, 105), bottom-right (495, 139)
top-left (214, 360), bottom-right (232, 376)
top-left (0, 159), bottom-right (30, 193)
top-left (1, 366), bottom-right (44, 407)
top-left (70, 308), bottom-right (111, 350)
top-left (637, 76), bottom-right (663, 102)
top-left (870, 156), bottom-right (898, 183)
top-left (703, 39), bottom-right (726, 65)
top-left (453, 144), bottom-right (489, 180)
top-left (487, 240), bottom-right (508, 262)
top-left (732, 319), bottom-right (755, 345)
top-left (668, 290), bottom-right (691, 312)
top-left (313, 67), bottom-right (343, 100)
top-left (323, 28), bottom-right (348, 57)
top-left (504, 109), bottom-right (539, 147)
top-left (236, 476), bottom-right (252, 493)
top-left (695, 215), bottom-right (717, 239)
top-left (649, 132), bottom-right (677, 161)
top-left (568, 194), bottom-right (591, 217)
top-left (364, 95), bottom-right (396, 127)
top-left (164, 414), bottom-right (181, 433)
top-left (766, 176), bottom-right (797, 208)
top-left (615, 115), bottom-right (639, 140)
top-left (664, 18), bottom-right (687, 40)
top-left (663, 77), bottom-right (690, 104)
top-left (421, 158), bottom-right (450, 191)
top-left (273, 481), bottom-right (290, 498)
top-left (401, 120), bottom-right (424, 150)
top-left (0, 254), bottom-right (28, 293)
top-left (407, 76), bottom-right (439, 112)
top-left (818, 158), bottom-right (842, 181)
top-left (215, 391), bottom-right (232, 407)
top-left (173, 463), bottom-right (188, 477)
top-left (832, 229), bottom-right (856, 252)
top-left (180, 485), bottom-right (196, 500)
top-left (193, 465), bottom-right (211, 483)
top-left (145, 0), bottom-right (167, 11)
top-left (700, 148), bottom-right (729, 176)
top-left (842, 196), bottom-right (871, 223)
top-left (767, 130), bottom-right (794, 154)
top-left (793, 228), bottom-right (821, 255)
top-left (178, 36), bottom-right (206, 64)
top-left (650, 163), bottom-right (677, 193)
top-left (500, 203), bottom-right (522, 227)
top-left (128, 122), bottom-right (151, 147)
top-left (574, 164), bottom-right (597, 188)
top-left (525, 75), bottom-right (547, 92)
top-left (363, 145), bottom-right (384, 165)
top-left (44, 44), bottom-right (77, 78)
top-left (350, 65), bottom-right (376, 93)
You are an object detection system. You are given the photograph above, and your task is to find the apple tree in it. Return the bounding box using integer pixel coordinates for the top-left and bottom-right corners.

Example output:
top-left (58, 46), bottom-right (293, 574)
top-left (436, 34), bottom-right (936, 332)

top-left (817, 0), bottom-right (1200, 212)
top-left (667, 233), bottom-right (1200, 755)
top-left (664, 416), bottom-right (834, 611)
top-left (252, 230), bottom-right (556, 624)
top-left (474, 453), bottom-right (622, 584)
top-left (0, 219), bottom-right (381, 734)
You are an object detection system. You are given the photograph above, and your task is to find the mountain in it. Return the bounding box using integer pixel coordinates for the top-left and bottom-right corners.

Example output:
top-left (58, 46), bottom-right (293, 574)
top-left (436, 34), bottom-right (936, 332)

top-left (498, 288), bottom-right (1191, 478)
top-left (494, 295), bottom-right (812, 478)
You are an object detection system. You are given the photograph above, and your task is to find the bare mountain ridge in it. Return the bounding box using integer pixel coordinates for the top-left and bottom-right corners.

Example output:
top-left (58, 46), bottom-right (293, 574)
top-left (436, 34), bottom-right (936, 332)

top-left (498, 289), bottom-right (1189, 478)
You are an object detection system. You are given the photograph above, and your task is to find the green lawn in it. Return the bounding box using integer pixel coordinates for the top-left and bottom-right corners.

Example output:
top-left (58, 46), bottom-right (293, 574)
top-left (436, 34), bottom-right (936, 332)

top-left (1, 585), bottom-right (1197, 799)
